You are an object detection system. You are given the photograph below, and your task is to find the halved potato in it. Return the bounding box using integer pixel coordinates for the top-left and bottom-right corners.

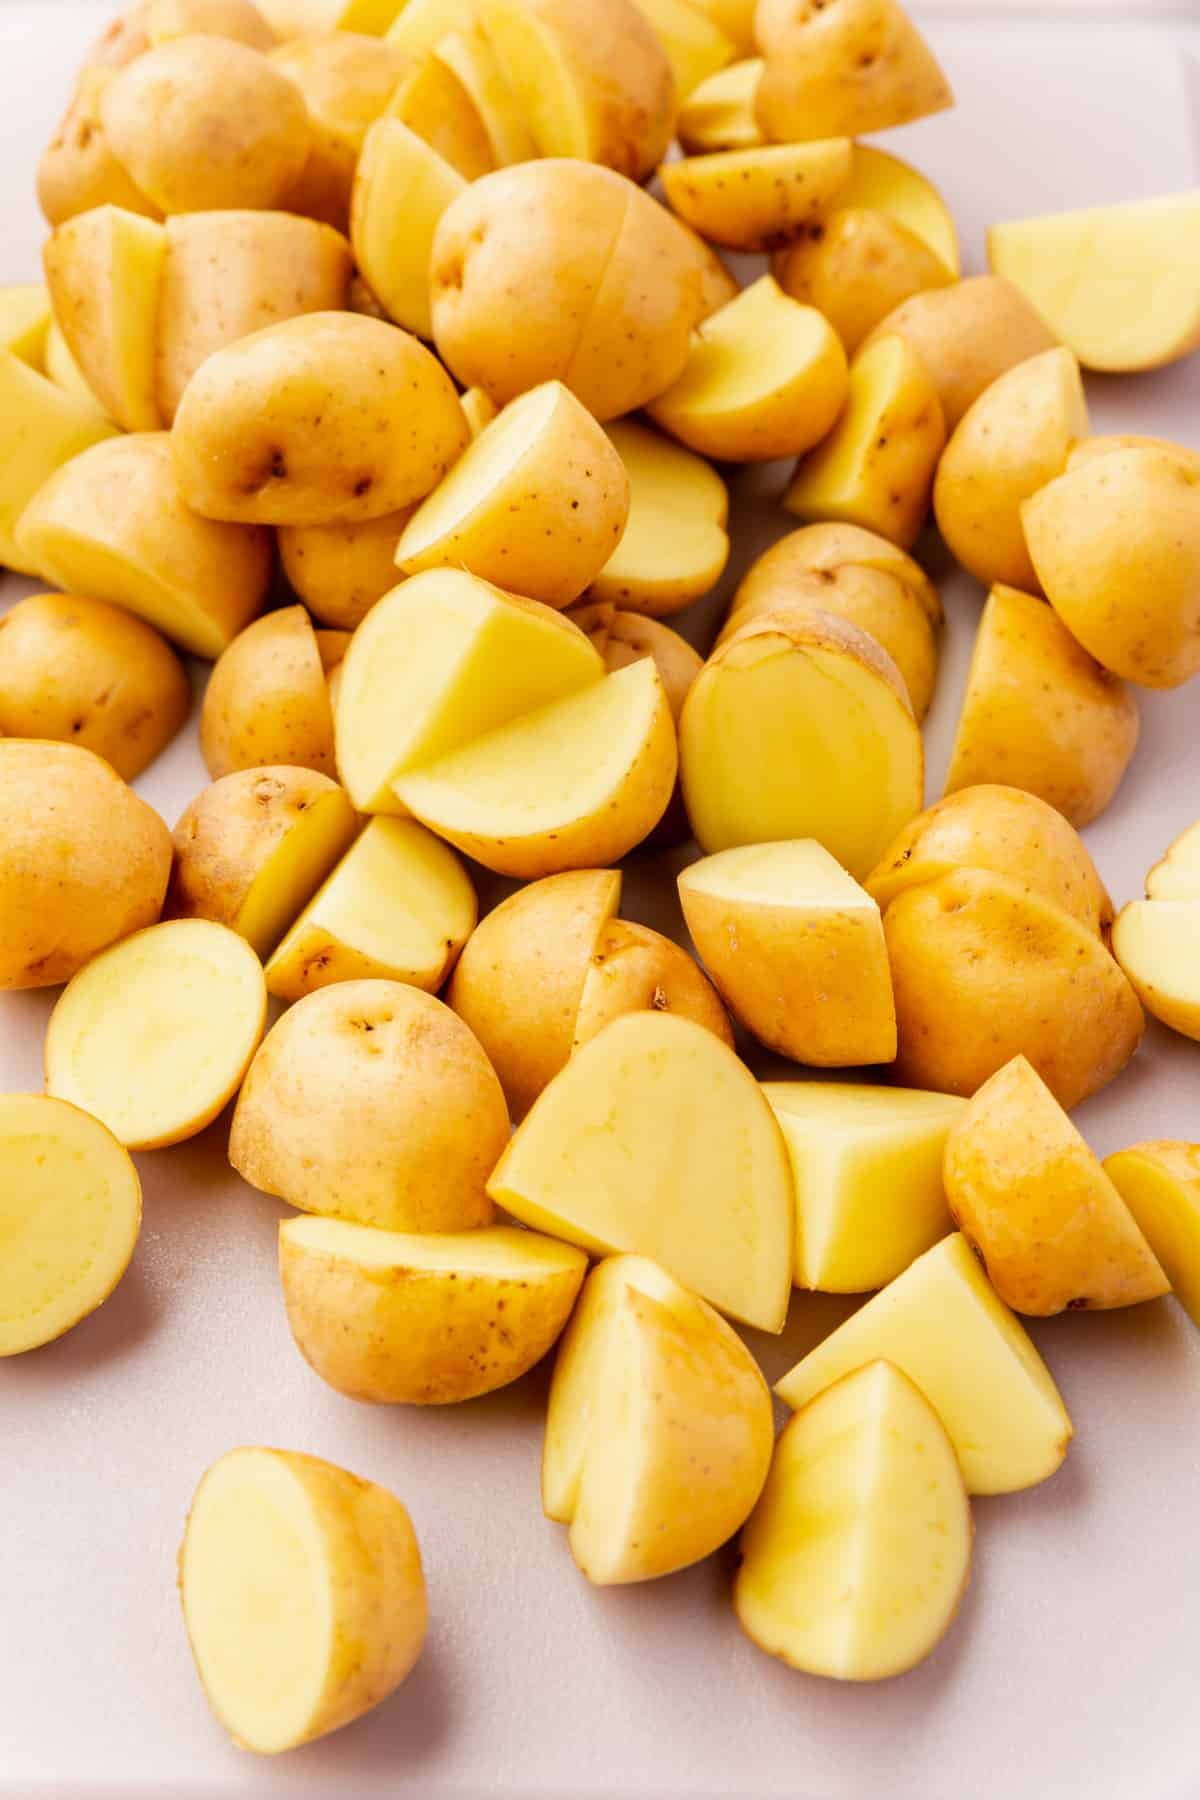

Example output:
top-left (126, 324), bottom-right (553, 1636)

top-left (43, 319), bottom-right (103, 406)
top-left (278, 510), bottom-right (413, 628)
top-left (634, 0), bottom-right (734, 98)
top-left (201, 607), bottom-right (336, 779)
top-left (0, 350), bottom-right (117, 575)
top-left (42, 204), bottom-right (166, 431)
top-left (676, 57), bottom-right (763, 154)
top-left (37, 68), bottom-right (161, 229)
top-left (660, 140), bottom-right (851, 253)
top-left (1112, 901), bottom-right (1200, 1041)
top-left (587, 420), bottom-right (728, 616)
top-left (0, 283), bottom-right (51, 364)
top-left (756, 0), bottom-right (953, 144)
top-left (1148, 820), bottom-right (1200, 901)
top-left (773, 208), bottom-right (953, 355)
top-left (350, 119), bottom-right (466, 339)
top-left (45, 919), bottom-right (267, 1150)
top-left (269, 28), bottom-right (410, 228)
top-left (838, 142), bottom-right (959, 274)
top-left (1105, 1143), bottom-right (1200, 1330)
top-left (385, 48), bottom-right (494, 179)
top-left (433, 26), bottom-right (537, 165)
top-left (573, 918), bottom-right (732, 1049)
top-left (279, 1218), bottom-right (586, 1403)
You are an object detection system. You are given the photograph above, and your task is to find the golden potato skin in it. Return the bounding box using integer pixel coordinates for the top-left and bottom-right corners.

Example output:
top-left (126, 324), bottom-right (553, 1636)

top-left (755, 0), bottom-right (953, 144)
top-left (0, 740), bottom-right (172, 989)
top-left (146, 0), bottom-right (277, 49)
top-left (0, 592), bottom-right (190, 779)
top-left (200, 606), bottom-right (336, 779)
top-left (573, 918), bottom-right (734, 1051)
top-left (37, 70), bottom-right (162, 227)
top-left (278, 512), bottom-right (411, 629)
top-left (773, 208), bottom-right (953, 353)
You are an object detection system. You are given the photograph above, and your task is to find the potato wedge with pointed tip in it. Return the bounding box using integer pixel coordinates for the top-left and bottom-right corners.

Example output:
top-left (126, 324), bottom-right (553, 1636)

top-left (773, 207), bottom-right (953, 355)
top-left (661, 140), bottom-right (851, 253)
top-left (634, 0), bottom-right (734, 96)
top-left (676, 57), bottom-right (764, 153)
top-left (1112, 901), bottom-right (1200, 1042)
top-left (1105, 1143), bottom-right (1200, 1330)
top-left (838, 143), bottom-right (959, 274)
top-left (385, 49), bottom-right (494, 179)
top-left (0, 282), bottom-right (51, 365)
top-left (573, 918), bottom-right (732, 1050)
top-left (0, 352), bottom-right (117, 576)
top-left (350, 119), bottom-right (466, 340)
top-left (201, 607), bottom-right (336, 779)
top-left (1148, 820), bottom-right (1200, 901)
top-left (433, 27), bottom-right (537, 165)
top-left (588, 420), bottom-right (728, 617)
top-left (756, 0), bottom-right (953, 144)
top-left (43, 205), bottom-right (166, 432)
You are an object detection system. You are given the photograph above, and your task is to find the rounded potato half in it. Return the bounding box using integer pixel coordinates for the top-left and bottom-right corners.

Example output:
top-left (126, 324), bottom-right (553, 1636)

top-left (773, 207), bottom-right (954, 354)
top-left (145, 0), bottom-right (277, 48)
top-left (200, 606), bottom-right (337, 779)
top-left (587, 420), bottom-right (729, 617)
top-left (271, 29), bottom-right (412, 228)
top-left (278, 510), bottom-right (413, 628)
top-left (572, 918), bottom-right (733, 1051)
top-left (37, 69), bottom-right (161, 228)
top-left (755, 0), bottom-right (953, 144)
top-left (660, 139), bottom-right (852, 253)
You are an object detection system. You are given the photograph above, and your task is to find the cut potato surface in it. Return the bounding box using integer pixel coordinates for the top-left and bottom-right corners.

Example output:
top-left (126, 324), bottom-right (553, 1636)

top-left (776, 1233), bottom-right (1073, 1494)
top-left (660, 140), bottom-right (852, 253)
top-left (589, 419), bottom-right (729, 616)
top-left (42, 203), bottom-right (166, 432)
top-left (676, 57), bottom-right (764, 154)
top-left (633, 0), bottom-right (735, 98)
top-left (0, 281), bottom-right (50, 363)
top-left (179, 1447), bottom-right (426, 1755)
top-left (1148, 820), bottom-right (1200, 900)
top-left (279, 1217), bottom-right (587, 1403)
top-left (0, 1094), bottom-right (142, 1356)
top-left (385, 0), bottom-right (477, 51)
top-left (432, 26), bottom-right (537, 167)
top-left (0, 349), bottom-right (117, 575)
top-left (1105, 1143), bottom-right (1200, 1330)
top-left (350, 119), bottom-right (466, 340)
top-left (45, 919), bottom-right (267, 1150)
top-left (1112, 901), bottom-right (1200, 1041)
top-left (764, 1082), bottom-right (963, 1292)
top-left (489, 1010), bottom-right (795, 1332)
top-left (838, 143), bottom-right (959, 275)
top-left (385, 48), bottom-right (495, 180)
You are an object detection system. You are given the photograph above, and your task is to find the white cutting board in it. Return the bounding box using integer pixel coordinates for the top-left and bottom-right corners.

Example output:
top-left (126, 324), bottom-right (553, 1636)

top-left (3, 6), bottom-right (1200, 1797)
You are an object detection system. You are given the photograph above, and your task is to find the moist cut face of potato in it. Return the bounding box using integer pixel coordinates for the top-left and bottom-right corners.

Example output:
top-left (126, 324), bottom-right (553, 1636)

top-left (1112, 901), bottom-right (1200, 1043)
top-left (660, 139), bottom-right (852, 253)
top-left (432, 25), bottom-right (538, 166)
top-left (633, 0), bottom-right (735, 100)
top-left (489, 1010), bottom-right (795, 1332)
top-left (1105, 1142), bottom-right (1200, 1331)
top-left (350, 118), bottom-right (466, 341)
top-left (755, 0), bottom-right (953, 144)
top-left (1148, 819), bottom-right (1200, 901)
top-left (0, 1094), bottom-right (142, 1357)
top-left (676, 57), bottom-right (764, 153)
top-left (0, 349), bottom-right (117, 576)
top-left (588, 420), bottom-right (729, 616)
top-left (42, 203), bottom-right (167, 432)
top-left (0, 281), bottom-right (51, 363)
top-left (384, 48), bottom-right (495, 180)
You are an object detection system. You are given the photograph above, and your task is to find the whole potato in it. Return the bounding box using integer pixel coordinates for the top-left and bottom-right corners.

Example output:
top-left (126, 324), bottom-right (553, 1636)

top-left (171, 312), bottom-right (470, 525)
top-left (278, 511), bottom-right (411, 628)
top-left (200, 605), bottom-right (336, 779)
top-left (37, 70), bottom-right (161, 227)
top-left (0, 739), bottom-right (171, 988)
top-left (0, 593), bottom-right (190, 779)
top-left (773, 208), bottom-right (953, 354)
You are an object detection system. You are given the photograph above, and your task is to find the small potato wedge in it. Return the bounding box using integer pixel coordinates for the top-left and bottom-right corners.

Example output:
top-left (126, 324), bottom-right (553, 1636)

top-left (676, 58), bottom-right (763, 154)
top-left (587, 420), bottom-right (728, 616)
top-left (278, 511), bottom-right (412, 629)
top-left (1112, 901), bottom-right (1200, 1042)
top-left (756, 0), bottom-right (953, 144)
top-left (351, 118), bottom-right (466, 340)
top-left (43, 203), bottom-right (167, 431)
top-left (1105, 1143), bottom-right (1200, 1330)
top-left (660, 140), bottom-right (851, 253)
top-left (201, 607), bottom-right (337, 779)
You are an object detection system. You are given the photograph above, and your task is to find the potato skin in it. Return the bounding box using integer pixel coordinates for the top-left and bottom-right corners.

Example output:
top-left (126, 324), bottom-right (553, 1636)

top-left (37, 70), bottom-right (161, 227)
top-left (0, 592), bottom-right (190, 779)
top-left (278, 512), bottom-right (410, 629)
top-left (773, 207), bottom-right (953, 353)
top-left (573, 918), bottom-right (734, 1050)
top-left (0, 740), bottom-right (171, 988)
top-left (200, 606), bottom-right (336, 779)
top-left (270, 31), bottom-right (411, 230)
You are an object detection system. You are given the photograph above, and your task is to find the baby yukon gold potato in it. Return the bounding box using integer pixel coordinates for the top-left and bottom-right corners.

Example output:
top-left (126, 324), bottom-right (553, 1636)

top-left (278, 511), bottom-right (412, 629)
top-left (934, 348), bottom-right (1088, 592)
top-left (837, 142), bottom-right (959, 275)
top-left (866, 784), bottom-right (1112, 935)
top-left (17, 432), bottom-right (271, 657)
top-left (0, 741), bottom-right (171, 989)
top-left (0, 593), bottom-right (189, 780)
top-left (679, 606), bottom-right (923, 878)
top-left (45, 919), bottom-right (267, 1148)
top-left (573, 918), bottom-right (732, 1049)
top-left (688, 0), bottom-right (755, 53)
top-left (884, 868), bottom-right (1143, 1107)
top-left (773, 207), bottom-right (954, 354)
top-left (430, 161), bottom-right (706, 420)
top-left (1105, 1143), bottom-right (1200, 1330)
top-left (755, 0), bottom-right (953, 144)
top-left (350, 119), bottom-right (466, 339)
top-left (784, 333), bottom-right (944, 548)
top-left (676, 57), bottom-right (763, 153)
top-left (179, 1447), bottom-right (426, 1756)
top-left (989, 193), bottom-right (1200, 373)
top-left (43, 203), bottom-right (166, 431)
top-left (776, 1233), bottom-right (1073, 1494)
top-left (432, 26), bottom-right (537, 166)
top-left (201, 607), bottom-right (336, 779)
top-left (660, 140), bottom-right (851, 253)
top-left (385, 48), bottom-right (495, 180)
top-left (395, 383), bottom-right (630, 607)
top-left (477, 0), bottom-right (673, 181)
top-left (764, 1082), bottom-right (963, 1291)
top-left (269, 29), bottom-right (411, 228)
top-left (384, 0), bottom-right (478, 49)
top-left (1112, 902), bottom-right (1200, 1042)
top-left (265, 816), bottom-right (476, 1000)
top-left (1022, 447), bottom-right (1200, 688)
top-left (649, 277), bottom-right (847, 463)
top-left (586, 420), bottom-right (728, 616)
top-left (572, 607), bottom-right (702, 721)
top-left (0, 1094), bottom-right (142, 1357)
top-left (1067, 434), bottom-right (1200, 477)
top-left (945, 1056), bottom-right (1168, 1315)
top-left (167, 768), bottom-right (359, 957)
top-left (1148, 819), bottom-right (1200, 901)
top-left (543, 1255), bottom-right (774, 1584)
top-left (230, 980), bottom-right (509, 1230)
top-left (279, 1219), bottom-right (586, 1404)
top-left (945, 585), bottom-right (1139, 828)
top-left (37, 68), bottom-right (161, 228)
top-left (171, 312), bottom-right (469, 526)
top-left (679, 840), bottom-right (896, 1065)
top-left (335, 570), bottom-right (603, 813)
top-left (634, 0), bottom-right (734, 98)
top-left (0, 350), bottom-right (116, 574)
top-left (145, 0), bottom-right (277, 46)
top-left (489, 1011), bottom-right (794, 1331)
top-left (155, 210), bottom-right (352, 423)
top-left (736, 1361), bottom-right (971, 1681)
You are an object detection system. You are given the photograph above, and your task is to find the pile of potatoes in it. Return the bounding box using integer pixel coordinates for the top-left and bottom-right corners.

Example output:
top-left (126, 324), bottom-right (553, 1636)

top-left (2, 0), bottom-right (1200, 1760)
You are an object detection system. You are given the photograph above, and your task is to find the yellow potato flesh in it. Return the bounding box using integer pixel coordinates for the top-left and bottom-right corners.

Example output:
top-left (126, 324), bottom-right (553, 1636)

top-left (45, 919), bottom-right (267, 1150)
top-left (489, 1010), bottom-right (795, 1331)
top-left (676, 57), bottom-right (763, 154)
top-left (0, 351), bottom-right (116, 574)
top-left (277, 510), bottom-right (411, 630)
top-left (839, 143), bottom-right (959, 275)
top-left (233, 789), bottom-right (360, 958)
top-left (0, 1094), bottom-right (141, 1356)
top-left (764, 1082), bottom-right (962, 1292)
top-left (773, 206), bottom-right (953, 357)
top-left (1148, 821), bottom-right (1200, 900)
top-left (351, 119), bottom-right (466, 340)
top-left (433, 28), bottom-right (537, 165)
top-left (201, 605), bottom-right (336, 780)
top-left (776, 1233), bottom-right (1073, 1494)
top-left (0, 282), bottom-right (51, 364)
top-left (634, 0), bottom-right (733, 97)
top-left (661, 140), bottom-right (851, 253)
top-left (385, 0), bottom-right (476, 51)
top-left (1112, 901), bottom-right (1200, 1041)
top-left (590, 419), bottom-right (728, 616)
top-left (736, 1360), bottom-right (971, 1680)
top-left (279, 1217), bottom-right (587, 1403)
top-left (42, 319), bottom-right (98, 405)
top-left (266, 816), bottom-right (477, 999)
top-left (43, 204), bottom-right (166, 432)
top-left (1105, 1143), bottom-right (1200, 1330)
top-left (385, 50), bottom-right (495, 180)
top-left (989, 193), bottom-right (1200, 373)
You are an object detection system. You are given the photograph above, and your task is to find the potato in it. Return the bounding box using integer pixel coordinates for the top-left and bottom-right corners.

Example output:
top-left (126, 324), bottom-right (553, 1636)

top-left (679, 839), bottom-right (896, 1064)
top-left (773, 208), bottom-right (953, 354)
top-left (1022, 447), bottom-right (1200, 688)
top-left (1105, 1143), bottom-right (1200, 1331)
top-left (0, 350), bottom-right (116, 575)
top-left (837, 142), bottom-right (959, 275)
top-left (784, 332), bottom-right (945, 548)
top-left (578, 921), bottom-right (732, 1049)
top-left (944, 1055), bottom-right (1167, 1315)
top-left (0, 592), bottom-right (189, 780)
top-left (660, 140), bottom-right (851, 253)
top-left (934, 348), bottom-right (1087, 591)
top-left (270, 30), bottom-right (411, 228)
top-left (280, 1219), bottom-right (586, 1403)
top-left (883, 868), bottom-right (1143, 1108)
top-left (0, 1094), bottom-right (142, 1356)
top-left (585, 420), bottom-right (728, 616)
top-left (146, 0), bottom-right (277, 46)
top-left (385, 47), bottom-right (494, 179)
top-left (17, 433), bottom-right (271, 657)
top-left (264, 0), bottom-right (405, 29)
top-left (276, 514), bottom-right (406, 630)
top-left (1148, 819), bottom-right (1200, 901)
top-left (860, 275), bottom-right (1057, 432)
top-left (429, 161), bottom-right (705, 420)
top-left (156, 210), bottom-right (352, 423)
top-left (478, 0), bottom-right (673, 182)
top-left (737, 1362), bottom-right (971, 1680)
top-left (1112, 901), bottom-right (1200, 1042)
top-left (676, 57), bottom-right (762, 153)
top-left (45, 918), bottom-right (266, 1148)
top-left (1067, 433), bottom-right (1200, 477)
top-left (460, 386), bottom-right (498, 438)
top-left (167, 767), bottom-right (359, 955)
top-left (688, 0), bottom-right (756, 54)
top-left (384, 0), bottom-right (477, 51)
top-left (679, 605), bottom-right (923, 878)
top-left (0, 282), bottom-right (51, 365)
top-left (573, 607), bottom-right (703, 717)
top-left (634, 0), bottom-right (734, 98)
top-left (351, 119), bottom-right (466, 339)
top-left (544, 1255), bottom-right (773, 1584)
top-left (490, 1010), bottom-right (794, 1330)
top-left (945, 585), bottom-right (1139, 829)
top-left (83, 5), bottom-right (153, 69)
top-left (230, 980), bottom-right (509, 1229)
top-left (764, 1082), bottom-right (963, 1292)
top-left (433, 26), bottom-right (537, 166)
top-left (43, 203), bottom-right (166, 432)
top-left (266, 816), bottom-right (476, 999)
top-left (179, 1447), bottom-right (426, 1755)
top-left (865, 784), bottom-right (1113, 935)
top-left (394, 659), bottom-right (678, 877)
top-left (334, 570), bottom-right (603, 812)
top-left (42, 320), bottom-right (99, 407)
top-left (989, 193), bottom-right (1200, 373)
top-left (38, 69), bottom-right (161, 228)
top-left (756, 0), bottom-right (953, 144)
top-left (775, 1233), bottom-right (1073, 1494)
top-left (200, 606), bottom-right (335, 778)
